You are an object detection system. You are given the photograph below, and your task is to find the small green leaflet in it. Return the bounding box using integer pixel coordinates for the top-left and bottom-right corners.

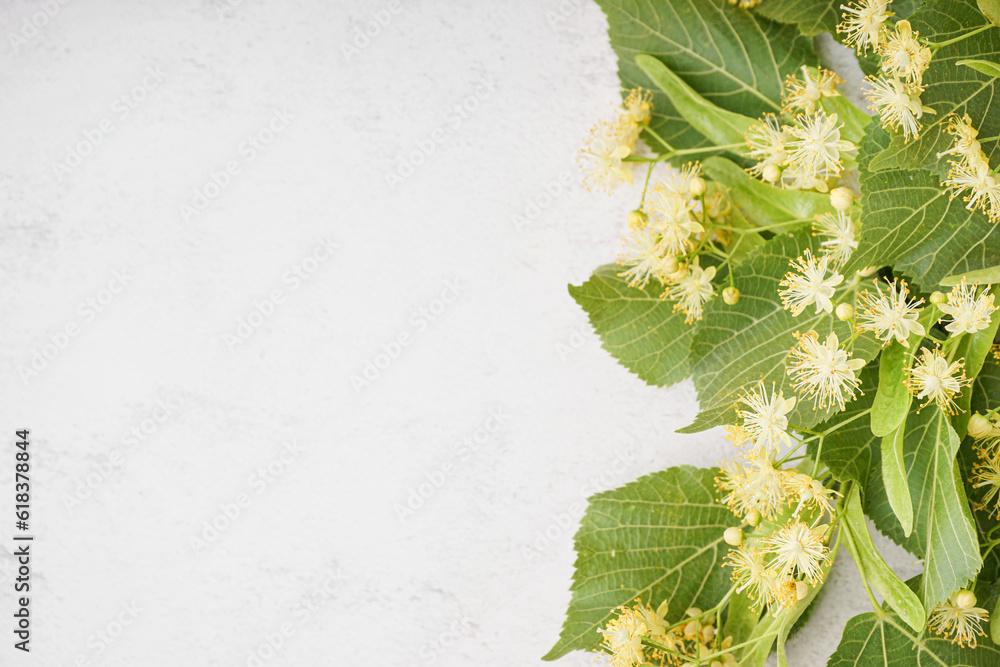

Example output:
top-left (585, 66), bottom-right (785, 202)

top-left (827, 610), bottom-right (1000, 666)
top-left (941, 264), bottom-right (1000, 285)
top-left (543, 466), bottom-right (734, 660)
top-left (595, 0), bottom-right (816, 152)
top-left (568, 265), bottom-right (693, 388)
top-left (701, 156), bottom-right (833, 225)
top-left (958, 58), bottom-right (1000, 77)
top-left (871, 343), bottom-right (912, 437)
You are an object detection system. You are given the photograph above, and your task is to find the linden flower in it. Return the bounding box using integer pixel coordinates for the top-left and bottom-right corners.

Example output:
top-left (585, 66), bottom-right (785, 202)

top-left (937, 279), bottom-right (997, 336)
top-left (944, 159), bottom-right (1000, 224)
top-left (762, 522), bottom-right (830, 584)
top-left (634, 600), bottom-right (670, 641)
top-left (787, 331), bottom-right (865, 411)
top-left (865, 76), bottom-right (934, 142)
top-left (937, 114), bottom-right (982, 164)
top-left (665, 263), bottom-right (716, 324)
top-left (856, 279), bottom-right (926, 347)
top-left (782, 66), bottom-right (843, 114)
top-left (778, 250), bottom-right (844, 315)
top-left (838, 0), bottom-right (892, 53)
top-left (721, 451), bottom-right (788, 519)
top-left (813, 210), bottom-right (858, 267)
top-left (771, 576), bottom-right (810, 612)
top-left (879, 20), bottom-right (932, 85)
top-left (785, 112), bottom-right (855, 177)
top-left (726, 544), bottom-right (773, 604)
top-left (618, 227), bottom-right (669, 288)
top-left (736, 383), bottom-right (797, 450)
top-left (580, 120), bottom-right (634, 192)
top-left (745, 114), bottom-right (789, 179)
top-left (905, 347), bottom-right (969, 414)
top-left (781, 163), bottom-right (829, 192)
top-left (644, 187), bottom-right (703, 256)
top-left (783, 472), bottom-right (841, 517)
top-left (622, 88), bottom-right (652, 128)
top-left (598, 605), bottom-right (648, 667)
top-left (661, 161), bottom-right (703, 198)
top-left (971, 454), bottom-right (1000, 519)
top-left (929, 590), bottom-right (990, 648)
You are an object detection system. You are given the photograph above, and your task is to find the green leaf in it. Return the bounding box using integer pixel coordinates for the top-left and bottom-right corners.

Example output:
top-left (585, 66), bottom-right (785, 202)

top-left (723, 591), bottom-right (763, 661)
top-left (864, 0), bottom-right (1000, 173)
top-left (635, 54), bottom-right (755, 148)
top-left (678, 229), bottom-right (880, 434)
top-left (941, 264), bottom-right (1000, 285)
top-left (863, 407), bottom-right (983, 612)
top-left (958, 58), bottom-right (1000, 77)
top-left (842, 485), bottom-right (924, 630)
top-left (810, 364), bottom-right (881, 487)
top-left (543, 466), bottom-right (734, 660)
top-left (871, 344), bottom-right (912, 437)
top-left (980, 0), bottom-right (1000, 27)
top-left (881, 419), bottom-right (915, 537)
top-left (568, 265), bottom-right (693, 388)
top-left (596, 0), bottom-right (816, 152)
top-left (846, 123), bottom-right (1000, 292)
top-left (701, 156), bottom-right (833, 225)
top-left (827, 610), bottom-right (1000, 666)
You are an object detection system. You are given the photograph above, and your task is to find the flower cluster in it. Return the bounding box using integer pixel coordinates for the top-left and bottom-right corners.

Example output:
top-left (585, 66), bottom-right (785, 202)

top-left (579, 88), bottom-right (652, 192)
top-left (969, 411), bottom-right (1000, 519)
top-left (596, 600), bottom-right (738, 667)
top-left (929, 590), bottom-right (990, 648)
top-left (904, 346), bottom-right (969, 414)
top-left (940, 114), bottom-right (1000, 223)
top-left (840, 0), bottom-right (936, 142)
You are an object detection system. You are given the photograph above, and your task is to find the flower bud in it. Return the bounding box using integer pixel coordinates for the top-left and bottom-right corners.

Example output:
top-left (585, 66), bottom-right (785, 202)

top-left (686, 607), bottom-right (702, 618)
top-left (724, 527), bottom-right (743, 546)
top-left (689, 176), bottom-right (708, 197)
top-left (745, 510), bottom-right (762, 527)
top-left (955, 590), bottom-right (978, 609)
top-left (722, 286), bottom-right (740, 305)
top-left (835, 303), bottom-right (854, 321)
top-left (627, 209), bottom-right (647, 228)
top-left (930, 291), bottom-right (947, 305)
top-left (830, 187), bottom-right (854, 211)
top-left (662, 255), bottom-right (680, 275)
top-left (684, 620), bottom-right (699, 637)
top-left (762, 163), bottom-right (782, 183)
top-left (859, 265), bottom-right (879, 277)
top-left (969, 413), bottom-right (992, 439)
top-left (701, 625), bottom-right (716, 643)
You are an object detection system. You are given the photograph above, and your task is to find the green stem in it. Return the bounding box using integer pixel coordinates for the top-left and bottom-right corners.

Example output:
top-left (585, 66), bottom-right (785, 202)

top-left (811, 435), bottom-right (826, 477)
top-left (712, 218), bottom-right (812, 234)
top-left (821, 408), bottom-right (873, 436)
top-left (979, 134), bottom-right (1000, 143)
top-left (639, 161), bottom-right (655, 207)
top-left (642, 125), bottom-right (674, 153)
top-left (925, 23), bottom-right (995, 50)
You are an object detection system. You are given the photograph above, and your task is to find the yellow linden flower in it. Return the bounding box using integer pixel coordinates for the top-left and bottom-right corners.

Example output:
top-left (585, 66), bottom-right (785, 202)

top-left (618, 226), bottom-right (670, 288)
top-left (644, 185), bottom-right (703, 256)
top-left (929, 590), bottom-right (989, 648)
top-left (905, 347), bottom-right (970, 414)
top-left (745, 114), bottom-right (790, 181)
top-left (622, 88), bottom-right (653, 127)
top-left (725, 544), bottom-right (773, 604)
top-left (598, 605), bottom-right (648, 667)
top-left (787, 331), bottom-right (866, 411)
top-left (579, 119), bottom-right (634, 192)
top-left (762, 522), bottom-right (830, 584)
top-left (664, 262), bottom-right (716, 324)
top-left (782, 471), bottom-right (841, 517)
top-left (782, 66), bottom-right (843, 114)
top-left (879, 20), bottom-right (932, 85)
top-left (937, 114), bottom-right (982, 164)
top-left (785, 112), bottom-right (855, 178)
top-left (838, 0), bottom-right (893, 53)
top-left (937, 279), bottom-right (997, 336)
top-left (856, 278), bottom-right (926, 347)
top-left (865, 75), bottom-right (935, 142)
top-left (778, 250), bottom-right (844, 316)
top-left (718, 451), bottom-right (788, 519)
top-left (736, 383), bottom-right (797, 451)
top-left (971, 452), bottom-right (1000, 519)
top-left (944, 159), bottom-right (1000, 223)
top-left (813, 210), bottom-right (859, 267)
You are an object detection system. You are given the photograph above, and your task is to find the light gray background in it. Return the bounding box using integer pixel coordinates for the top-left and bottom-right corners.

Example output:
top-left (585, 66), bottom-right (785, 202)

top-left (0, 1), bottom-right (917, 665)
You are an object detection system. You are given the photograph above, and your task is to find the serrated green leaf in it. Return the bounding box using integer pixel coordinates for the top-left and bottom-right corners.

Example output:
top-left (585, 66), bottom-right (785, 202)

top-left (635, 54), bottom-right (755, 148)
top-left (846, 123), bottom-right (1000, 292)
top-left (842, 485), bottom-right (924, 630)
top-left (871, 343), bottom-right (912, 437)
top-left (863, 407), bottom-right (982, 612)
top-left (597, 0), bottom-right (816, 152)
top-left (678, 229), bottom-right (880, 434)
top-left (864, 0), bottom-right (1000, 173)
top-left (881, 418), bottom-right (915, 537)
top-left (544, 466), bottom-right (734, 660)
top-left (827, 610), bottom-right (1000, 666)
top-left (958, 58), bottom-right (1000, 77)
top-left (701, 156), bottom-right (833, 225)
top-left (568, 265), bottom-right (693, 388)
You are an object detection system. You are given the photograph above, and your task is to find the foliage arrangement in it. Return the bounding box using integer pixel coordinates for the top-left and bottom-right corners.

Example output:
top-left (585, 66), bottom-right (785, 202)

top-left (547, 1), bottom-right (1000, 665)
